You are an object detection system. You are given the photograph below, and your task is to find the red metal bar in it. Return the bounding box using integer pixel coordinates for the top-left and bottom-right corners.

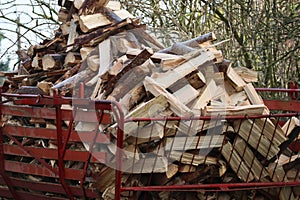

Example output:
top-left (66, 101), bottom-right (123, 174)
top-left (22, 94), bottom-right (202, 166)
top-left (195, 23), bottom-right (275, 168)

top-left (0, 89), bottom-right (20, 200)
top-left (0, 105), bottom-right (112, 124)
top-left (55, 99), bottom-right (75, 200)
top-left (4, 161), bottom-right (84, 180)
top-left (255, 88), bottom-right (300, 93)
top-left (121, 182), bottom-right (300, 192)
top-left (0, 176), bottom-right (99, 198)
top-left (263, 99), bottom-right (300, 112)
top-left (289, 80), bottom-right (299, 100)
top-left (3, 125), bottom-right (110, 144)
top-left (0, 188), bottom-right (68, 200)
top-left (3, 144), bottom-right (106, 163)
top-left (111, 101), bottom-right (125, 200)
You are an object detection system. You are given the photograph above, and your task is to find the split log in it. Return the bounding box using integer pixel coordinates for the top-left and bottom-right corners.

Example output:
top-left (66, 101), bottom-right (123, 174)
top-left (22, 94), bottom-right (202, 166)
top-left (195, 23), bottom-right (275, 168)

top-left (66, 19), bottom-right (79, 52)
top-left (165, 135), bottom-right (225, 151)
top-left (64, 52), bottom-right (81, 67)
top-left (79, 13), bottom-right (112, 33)
top-left (159, 32), bottom-right (217, 53)
top-left (87, 55), bottom-right (100, 71)
top-left (202, 104), bottom-right (266, 116)
top-left (31, 55), bottom-right (42, 70)
top-left (234, 66), bottom-right (259, 83)
top-left (80, 47), bottom-right (95, 60)
top-left (221, 140), bottom-right (255, 182)
top-left (106, 1), bottom-right (121, 11)
top-left (192, 80), bottom-right (218, 113)
top-left (244, 83), bottom-right (264, 105)
top-left (282, 117), bottom-right (300, 137)
top-left (151, 51), bottom-right (215, 89)
top-left (169, 43), bottom-right (196, 55)
top-left (73, 0), bottom-right (84, 9)
top-left (107, 60), bottom-right (152, 101)
top-left (98, 38), bottom-right (112, 76)
top-left (173, 84), bottom-right (199, 105)
top-left (234, 119), bottom-right (280, 160)
top-left (233, 137), bottom-right (269, 180)
top-left (37, 81), bottom-right (53, 95)
top-left (74, 18), bottom-right (135, 46)
top-left (60, 22), bottom-right (70, 36)
top-left (123, 94), bottom-right (169, 136)
top-left (42, 54), bottom-right (65, 71)
top-left (168, 151), bottom-right (218, 166)
top-left (102, 48), bottom-right (153, 97)
top-left (143, 76), bottom-right (193, 117)
top-left (226, 65), bottom-right (246, 92)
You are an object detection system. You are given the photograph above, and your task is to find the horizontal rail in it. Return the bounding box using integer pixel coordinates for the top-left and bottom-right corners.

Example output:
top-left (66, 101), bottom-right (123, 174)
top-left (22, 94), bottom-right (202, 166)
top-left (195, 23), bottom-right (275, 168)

top-left (1, 105), bottom-right (112, 124)
top-left (3, 144), bottom-right (106, 163)
top-left (4, 160), bottom-right (85, 181)
top-left (121, 182), bottom-right (300, 192)
top-left (0, 177), bottom-right (99, 199)
top-left (3, 125), bottom-right (110, 143)
top-left (256, 88), bottom-right (300, 93)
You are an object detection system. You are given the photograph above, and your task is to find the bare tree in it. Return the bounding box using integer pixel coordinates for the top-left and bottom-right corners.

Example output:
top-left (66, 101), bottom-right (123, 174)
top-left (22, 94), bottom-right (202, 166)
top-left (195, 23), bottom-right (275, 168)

top-left (120, 0), bottom-right (300, 88)
top-left (0, 0), bottom-right (59, 69)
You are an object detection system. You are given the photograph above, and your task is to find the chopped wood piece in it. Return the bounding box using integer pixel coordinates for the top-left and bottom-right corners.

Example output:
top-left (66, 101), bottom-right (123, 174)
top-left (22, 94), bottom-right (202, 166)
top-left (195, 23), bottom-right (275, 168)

top-left (31, 55), bottom-right (42, 70)
top-left (66, 19), bottom-right (79, 52)
top-left (168, 43), bottom-right (196, 55)
top-left (234, 137), bottom-right (269, 180)
top-left (234, 119), bottom-right (280, 160)
top-left (106, 1), bottom-right (121, 10)
top-left (79, 13), bottom-right (112, 33)
top-left (37, 81), bottom-right (53, 95)
top-left (192, 80), bottom-right (218, 113)
top-left (103, 48), bottom-right (153, 96)
top-left (234, 66), bottom-right (258, 83)
top-left (168, 151), bottom-right (218, 166)
top-left (221, 141), bottom-right (255, 182)
top-left (114, 9), bottom-right (135, 20)
top-left (108, 60), bottom-right (152, 100)
top-left (282, 117), bottom-right (300, 137)
top-left (98, 38), bottom-right (112, 76)
top-left (124, 94), bottom-right (169, 136)
top-left (87, 55), bottom-right (100, 71)
top-left (159, 32), bottom-right (217, 53)
top-left (173, 84), bottom-right (199, 105)
top-left (144, 76), bottom-right (193, 117)
top-left (202, 104), bottom-right (266, 116)
top-left (166, 164), bottom-right (179, 179)
top-left (42, 54), bottom-right (65, 71)
top-left (64, 52), bottom-right (81, 67)
top-left (151, 51), bottom-right (215, 89)
top-left (226, 65), bottom-right (246, 92)
top-left (58, 8), bottom-right (69, 23)
top-left (73, 0), bottom-right (84, 9)
top-left (165, 135), bottom-right (225, 151)
top-left (80, 47), bottom-right (94, 60)
top-left (244, 83), bottom-right (264, 105)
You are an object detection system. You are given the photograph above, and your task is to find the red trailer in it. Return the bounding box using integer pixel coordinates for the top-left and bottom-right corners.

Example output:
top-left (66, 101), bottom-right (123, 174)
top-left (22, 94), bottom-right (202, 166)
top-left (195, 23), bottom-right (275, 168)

top-left (0, 87), bottom-right (299, 200)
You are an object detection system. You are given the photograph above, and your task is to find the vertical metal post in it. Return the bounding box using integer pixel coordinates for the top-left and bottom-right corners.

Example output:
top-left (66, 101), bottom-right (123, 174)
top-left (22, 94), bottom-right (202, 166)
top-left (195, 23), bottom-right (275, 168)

top-left (0, 87), bottom-right (19, 199)
top-left (55, 94), bottom-right (74, 200)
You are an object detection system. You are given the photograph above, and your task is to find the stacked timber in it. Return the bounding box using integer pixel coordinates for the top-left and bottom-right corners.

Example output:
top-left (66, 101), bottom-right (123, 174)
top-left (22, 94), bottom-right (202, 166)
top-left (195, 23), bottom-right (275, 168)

top-left (0, 0), bottom-right (299, 200)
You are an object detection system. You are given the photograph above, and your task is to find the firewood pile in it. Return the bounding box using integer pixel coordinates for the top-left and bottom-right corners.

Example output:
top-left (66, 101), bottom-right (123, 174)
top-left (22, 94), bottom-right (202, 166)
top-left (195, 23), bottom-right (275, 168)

top-left (1, 0), bottom-right (299, 200)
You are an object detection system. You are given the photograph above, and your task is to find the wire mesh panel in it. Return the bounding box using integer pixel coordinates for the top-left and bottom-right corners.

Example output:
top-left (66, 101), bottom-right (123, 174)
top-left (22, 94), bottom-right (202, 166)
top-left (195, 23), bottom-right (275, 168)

top-left (0, 93), bottom-right (123, 200)
top-left (116, 114), bottom-right (300, 200)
